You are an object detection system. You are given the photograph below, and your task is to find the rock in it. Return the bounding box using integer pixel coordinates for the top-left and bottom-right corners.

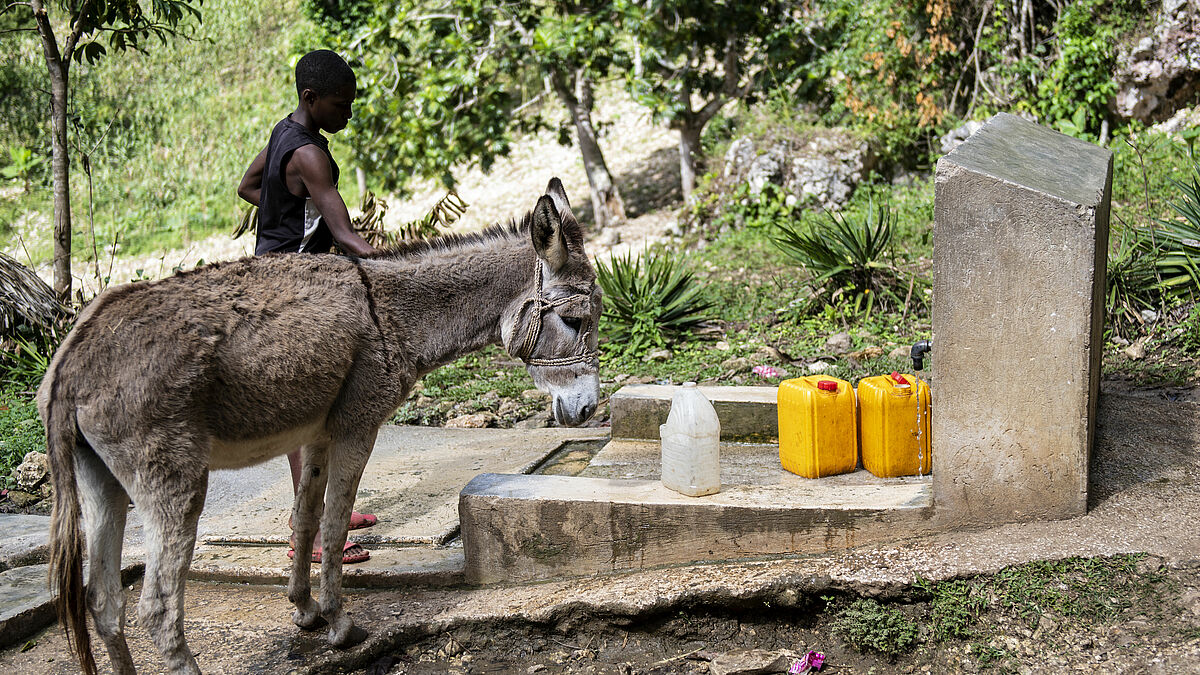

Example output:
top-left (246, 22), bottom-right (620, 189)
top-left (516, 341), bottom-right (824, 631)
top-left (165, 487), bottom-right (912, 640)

top-left (939, 120), bottom-right (985, 155)
top-left (849, 345), bottom-right (884, 360)
top-left (1112, 6), bottom-right (1200, 122)
top-left (627, 375), bottom-right (656, 385)
top-left (12, 451), bottom-right (48, 491)
top-left (39, 482), bottom-right (52, 499)
top-left (715, 340), bottom-right (731, 351)
top-left (753, 345), bottom-right (786, 362)
top-left (645, 349), bottom-right (673, 362)
top-left (723, 129), bottom-right (874, 211)
top-left (1111, 336), bottom-right (1131, 347)
top-left (522, 389), bottom-right (549, 401)
top-left (444, 412), bottom-right (498, 429)
top-left (807, 360), bottom-right (831, 374)
top-left (824, 331), bottom-right (853, 354)
top-left (1140, 308), bottom-right (1159, 324)
top-left (527, 665), bottom-right (547, 674)
top-left (498, 399), bottom-right (521, 416)
top-left (708, 649), bottom-right (791, 675)
top-left (514, 410), bottom-right (554, 429)
top-left (720, 357), bottom-right (752, 373)
top-left (6, 490), bottom-right (39, 508)
top-left (1125, 338), bottom-right (1147, 360)
top-left (889, 345), bottom-right (910, 359)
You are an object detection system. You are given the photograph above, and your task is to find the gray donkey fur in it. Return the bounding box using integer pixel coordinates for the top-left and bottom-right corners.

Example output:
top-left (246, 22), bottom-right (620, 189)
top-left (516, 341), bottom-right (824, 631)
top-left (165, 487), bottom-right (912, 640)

top-left (38, 179), bottom-right (601, 674)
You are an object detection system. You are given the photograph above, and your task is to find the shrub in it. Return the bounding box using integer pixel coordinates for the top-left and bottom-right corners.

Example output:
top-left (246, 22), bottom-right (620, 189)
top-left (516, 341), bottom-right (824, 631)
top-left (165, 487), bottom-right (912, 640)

top-left (1106, 225), bottom-right (1164, 338)
top-left (830, 598), bottom-right (919, 658)
top-left (0, 387), bottom-right (45, 487)
top-left (596, 250), bottom-right (712, 355)
top-left (770, 202), bottom-right (911, 315)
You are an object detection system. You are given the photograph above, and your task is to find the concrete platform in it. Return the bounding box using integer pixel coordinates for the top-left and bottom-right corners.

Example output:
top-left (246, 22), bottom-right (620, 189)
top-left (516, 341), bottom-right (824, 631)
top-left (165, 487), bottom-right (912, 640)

top-left (609, 384), bottom-right (778, 441)
top-left (200, 425), bottom-right (608, 547)
top-left (461, 437), bottom-right (934, 584)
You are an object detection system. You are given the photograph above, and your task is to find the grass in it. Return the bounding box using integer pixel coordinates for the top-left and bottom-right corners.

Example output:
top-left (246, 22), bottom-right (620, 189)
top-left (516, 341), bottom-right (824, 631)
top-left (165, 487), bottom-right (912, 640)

top-left (0, 387), bottom-right (45, 488)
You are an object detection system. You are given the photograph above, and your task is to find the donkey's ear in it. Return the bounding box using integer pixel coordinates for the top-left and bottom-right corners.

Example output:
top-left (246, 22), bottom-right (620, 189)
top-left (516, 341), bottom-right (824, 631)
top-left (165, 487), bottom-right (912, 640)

top-left (545, 177), bottom-right (571, 219)
top-left (531, 195), bottom-right (568, 271)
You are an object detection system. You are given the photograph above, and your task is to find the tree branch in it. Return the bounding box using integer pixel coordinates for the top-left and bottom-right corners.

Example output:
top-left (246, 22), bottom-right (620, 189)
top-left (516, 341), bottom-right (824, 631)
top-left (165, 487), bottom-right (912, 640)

top-left (63, 0), bottom-right (94, 58)
top-left (1, 2), bottom-right (33, 12)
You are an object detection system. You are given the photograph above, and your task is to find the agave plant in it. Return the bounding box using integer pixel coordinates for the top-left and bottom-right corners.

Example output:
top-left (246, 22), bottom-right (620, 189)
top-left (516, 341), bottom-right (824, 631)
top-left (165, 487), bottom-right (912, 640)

top-left (769, 202), bottom-right (907, 313)
top-left (596, 250), bottom-right (713, 354)
top-left (1152, 168), bottom-right (1200, 299)
top-left (1106, 224), bottom-right (1164, 337)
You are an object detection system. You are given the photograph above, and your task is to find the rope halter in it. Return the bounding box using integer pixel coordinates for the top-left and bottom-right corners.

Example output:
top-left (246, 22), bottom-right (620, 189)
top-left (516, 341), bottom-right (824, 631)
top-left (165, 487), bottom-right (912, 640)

top-left (506, 261), bottom-right (600, 368)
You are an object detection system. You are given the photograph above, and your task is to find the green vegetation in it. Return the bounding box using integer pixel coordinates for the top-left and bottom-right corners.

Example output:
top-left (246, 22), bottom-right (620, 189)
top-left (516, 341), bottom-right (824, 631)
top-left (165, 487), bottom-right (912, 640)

top-left (0, 387), bottom-right (44, 489)
top-left (596, 250), bottom-right (713, 356)
top-left (829, 597), bottom-right (919, 658)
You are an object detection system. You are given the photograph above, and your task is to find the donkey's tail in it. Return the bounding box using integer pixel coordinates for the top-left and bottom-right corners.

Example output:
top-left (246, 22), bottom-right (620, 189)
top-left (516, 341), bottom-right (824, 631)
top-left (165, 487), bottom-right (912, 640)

top-left (45, 378), bottom-right (96, 675)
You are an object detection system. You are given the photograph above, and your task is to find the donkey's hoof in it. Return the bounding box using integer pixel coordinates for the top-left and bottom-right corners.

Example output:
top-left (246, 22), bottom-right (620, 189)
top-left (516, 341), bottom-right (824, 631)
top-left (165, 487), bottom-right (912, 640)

top-left (329, 623), bottom-right (369, 648)
top-left (293, 609), bottom-right (327, 631)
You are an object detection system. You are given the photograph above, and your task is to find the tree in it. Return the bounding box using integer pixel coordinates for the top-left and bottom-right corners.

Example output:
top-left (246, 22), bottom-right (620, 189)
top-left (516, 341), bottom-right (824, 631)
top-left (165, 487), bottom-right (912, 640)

top-left (624, 0), bottom-right (809, 200)
top-left (309, 0), bottom-right (630, 230)
top-left (2, 0), bottom-right (200, 302)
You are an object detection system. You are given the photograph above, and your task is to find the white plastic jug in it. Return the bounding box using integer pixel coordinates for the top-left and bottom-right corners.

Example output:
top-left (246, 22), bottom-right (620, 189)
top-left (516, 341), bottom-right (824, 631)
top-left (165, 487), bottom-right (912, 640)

top-left (659, 382), bottom-right (721, 496)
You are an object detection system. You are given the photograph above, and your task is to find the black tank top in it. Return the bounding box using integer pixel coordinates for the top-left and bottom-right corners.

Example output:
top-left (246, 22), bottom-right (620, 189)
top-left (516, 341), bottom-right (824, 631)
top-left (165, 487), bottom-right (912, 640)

top-left (255, 116), bottom-right (338, 255)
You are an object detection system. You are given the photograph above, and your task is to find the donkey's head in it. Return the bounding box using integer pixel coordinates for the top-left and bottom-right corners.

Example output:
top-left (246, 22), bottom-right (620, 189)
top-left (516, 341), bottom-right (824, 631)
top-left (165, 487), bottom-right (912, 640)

top-left (503, 178), bottom-right (602, 427)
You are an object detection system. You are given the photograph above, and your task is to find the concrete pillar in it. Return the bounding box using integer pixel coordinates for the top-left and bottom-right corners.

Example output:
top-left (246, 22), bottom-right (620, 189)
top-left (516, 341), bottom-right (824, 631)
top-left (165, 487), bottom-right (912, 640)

top-left (932, 112), bottom-right (1111, 525)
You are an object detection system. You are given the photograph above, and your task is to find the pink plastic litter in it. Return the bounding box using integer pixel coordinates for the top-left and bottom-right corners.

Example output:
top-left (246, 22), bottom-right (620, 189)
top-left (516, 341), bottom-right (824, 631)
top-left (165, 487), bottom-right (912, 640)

top-left (789, 650), bottom-right (825, 673)
top-left (752, 365), bottom-right (783, 378)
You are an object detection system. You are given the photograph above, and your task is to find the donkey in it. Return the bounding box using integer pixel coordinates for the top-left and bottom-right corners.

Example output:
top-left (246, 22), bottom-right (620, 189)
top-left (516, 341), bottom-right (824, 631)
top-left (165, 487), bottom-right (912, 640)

top-left (38, 178), bottom-right (601, 674)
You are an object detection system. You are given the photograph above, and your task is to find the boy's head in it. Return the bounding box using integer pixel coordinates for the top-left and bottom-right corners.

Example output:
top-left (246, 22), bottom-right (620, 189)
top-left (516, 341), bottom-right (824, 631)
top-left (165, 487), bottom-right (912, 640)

top-left (295, 49), bottom-right (356, 134)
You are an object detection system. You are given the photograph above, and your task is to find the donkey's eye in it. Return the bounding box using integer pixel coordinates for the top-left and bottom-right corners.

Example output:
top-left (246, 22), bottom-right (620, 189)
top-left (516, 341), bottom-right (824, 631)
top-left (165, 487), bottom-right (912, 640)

top-left (562, 316), bottom-right (583, 332)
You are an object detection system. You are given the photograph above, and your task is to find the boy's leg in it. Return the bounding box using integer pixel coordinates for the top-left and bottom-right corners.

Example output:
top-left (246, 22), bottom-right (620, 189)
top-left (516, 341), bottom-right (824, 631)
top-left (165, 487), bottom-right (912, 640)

top-left (287, 448), bottom-right (374, 563)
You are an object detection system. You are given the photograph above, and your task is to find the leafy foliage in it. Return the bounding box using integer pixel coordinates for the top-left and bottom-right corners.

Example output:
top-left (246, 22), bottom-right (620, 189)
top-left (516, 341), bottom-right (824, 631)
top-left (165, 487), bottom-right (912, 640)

top-left (1036, 0), bottom-right (1118, 138)
top-left (596, 250), bottom-right (712, 355)
top-left (0, 387), bottom-right (46, 488)
top-left (1105, 225), bottom-right (1163, 337)
top-left (770, 203), bottom-right (910, 314)
top-left (310, 0), bottom-right (629, 196)
top-left (830, 598), bottom-right (919, 658)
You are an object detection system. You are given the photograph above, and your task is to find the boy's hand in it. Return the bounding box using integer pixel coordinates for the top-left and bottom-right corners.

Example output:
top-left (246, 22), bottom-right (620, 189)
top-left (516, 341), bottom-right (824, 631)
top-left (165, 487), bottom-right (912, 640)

top-left (292, 145), bottom-right (376, 257)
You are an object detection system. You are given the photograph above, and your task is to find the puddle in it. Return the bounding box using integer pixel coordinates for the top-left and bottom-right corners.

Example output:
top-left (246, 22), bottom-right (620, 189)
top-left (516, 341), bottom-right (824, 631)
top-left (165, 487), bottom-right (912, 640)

top-left (529, 439), bottom-right (609, 476)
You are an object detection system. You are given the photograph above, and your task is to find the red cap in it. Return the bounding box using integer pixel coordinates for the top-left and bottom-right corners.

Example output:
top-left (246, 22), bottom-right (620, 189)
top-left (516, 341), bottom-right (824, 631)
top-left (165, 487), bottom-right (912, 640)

top-left (817, 380), bottom-right (838, 392)
top-left (891, 371), bottom-right (908, 385)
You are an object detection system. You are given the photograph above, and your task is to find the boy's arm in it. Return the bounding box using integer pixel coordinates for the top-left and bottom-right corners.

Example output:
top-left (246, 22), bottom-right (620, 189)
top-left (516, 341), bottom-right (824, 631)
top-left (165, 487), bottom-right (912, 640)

top-left (291, 144), bottom-right (377, 257)
top-left (238, 147), bottom-right (268, 206)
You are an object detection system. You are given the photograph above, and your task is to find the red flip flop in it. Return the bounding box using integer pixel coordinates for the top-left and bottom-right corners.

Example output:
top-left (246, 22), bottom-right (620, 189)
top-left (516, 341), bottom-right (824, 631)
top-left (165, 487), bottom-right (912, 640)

top-left (348, 511), bottom-right (377, 530)
top-left (287, 541), bottom-right (370, 564)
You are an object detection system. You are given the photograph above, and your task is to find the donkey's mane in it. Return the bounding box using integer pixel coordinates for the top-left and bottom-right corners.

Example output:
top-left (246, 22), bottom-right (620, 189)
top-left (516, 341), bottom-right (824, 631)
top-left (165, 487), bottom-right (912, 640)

top-left (368, 212), bottom-right (535, 260)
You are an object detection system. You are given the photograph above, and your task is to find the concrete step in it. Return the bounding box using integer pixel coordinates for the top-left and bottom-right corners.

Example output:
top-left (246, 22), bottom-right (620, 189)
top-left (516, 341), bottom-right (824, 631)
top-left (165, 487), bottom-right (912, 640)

top-left (609, 384), bottom-right (778, 441)
top-left (188, 543), bottom-right (465, 588)
top-left (460, 437), bottom-right (934, 584)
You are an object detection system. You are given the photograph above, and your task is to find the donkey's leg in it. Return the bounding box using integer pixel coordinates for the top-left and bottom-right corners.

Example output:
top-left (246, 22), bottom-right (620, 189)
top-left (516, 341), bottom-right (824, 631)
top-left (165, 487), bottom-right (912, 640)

top-left (132, 455), bottom-right (208, 675)
top-left (288, 441), bottom-right (329, 630)
top-left (76, 443), bottom-right (135, 675)
top-left (318, 428), bottom-right (379, 647)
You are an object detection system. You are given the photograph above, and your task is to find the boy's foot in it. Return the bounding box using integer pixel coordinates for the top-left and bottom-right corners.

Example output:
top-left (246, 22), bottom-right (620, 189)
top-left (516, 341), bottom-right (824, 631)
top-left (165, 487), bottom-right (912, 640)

top-left (287, 541), bottom-right (370, 564)
top-left (348, 511), bottom-right (377, 530)
top-left (287, 511), bottom-right (378, 531)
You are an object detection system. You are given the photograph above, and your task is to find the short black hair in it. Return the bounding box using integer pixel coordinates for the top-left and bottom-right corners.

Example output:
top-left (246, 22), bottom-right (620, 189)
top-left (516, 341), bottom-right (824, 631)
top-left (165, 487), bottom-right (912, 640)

top-left (295, 49), bottom-right (355, 97)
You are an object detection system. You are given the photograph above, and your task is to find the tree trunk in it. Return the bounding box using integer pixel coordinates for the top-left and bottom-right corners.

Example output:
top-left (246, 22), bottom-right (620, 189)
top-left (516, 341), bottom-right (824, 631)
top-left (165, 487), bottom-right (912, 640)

top-left (678, 123), bottom-right (703, 202)
top-left (31, 0), bottom-right (73, 303)
top-left (550, 70), bottom-right (625, 230)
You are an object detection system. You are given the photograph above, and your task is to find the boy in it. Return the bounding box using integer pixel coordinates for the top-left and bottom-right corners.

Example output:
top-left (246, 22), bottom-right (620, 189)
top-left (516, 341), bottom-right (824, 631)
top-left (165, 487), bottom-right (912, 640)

top-left (238, 49), bottom-right (377, 564)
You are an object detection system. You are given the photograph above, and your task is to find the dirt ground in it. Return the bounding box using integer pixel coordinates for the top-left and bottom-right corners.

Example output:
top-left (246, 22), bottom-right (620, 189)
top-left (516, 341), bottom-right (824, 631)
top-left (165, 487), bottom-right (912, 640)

top-left (367, 560), bottom-right (1200, 675)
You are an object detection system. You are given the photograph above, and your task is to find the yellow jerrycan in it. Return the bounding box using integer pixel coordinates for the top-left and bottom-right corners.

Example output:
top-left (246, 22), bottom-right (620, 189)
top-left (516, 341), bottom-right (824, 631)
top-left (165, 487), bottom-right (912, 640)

top-left (777, 376), bottom-right (857, 478)
top-left (857, 371), bottom-right (932, 478)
